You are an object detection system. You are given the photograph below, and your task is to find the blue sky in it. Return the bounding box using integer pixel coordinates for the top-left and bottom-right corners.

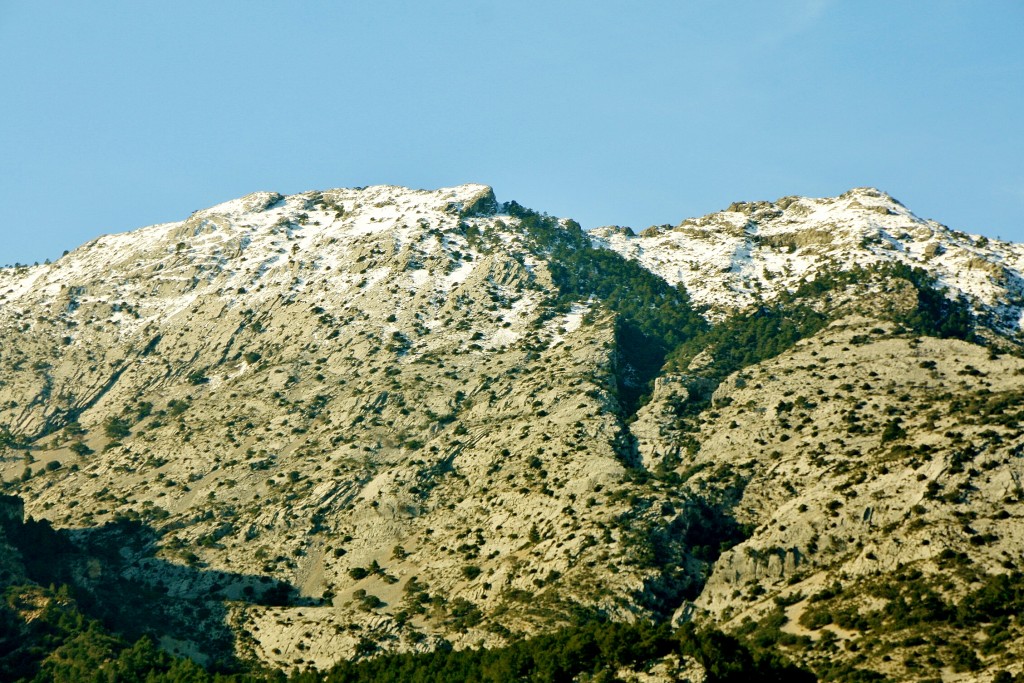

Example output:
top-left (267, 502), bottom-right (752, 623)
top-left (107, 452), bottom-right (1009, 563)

top-left (2, 1), bottom-right (1022, 265)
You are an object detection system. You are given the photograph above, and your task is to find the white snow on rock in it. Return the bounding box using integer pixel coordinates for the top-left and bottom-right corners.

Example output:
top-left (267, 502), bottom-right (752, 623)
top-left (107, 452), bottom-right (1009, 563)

top-left (592, 187), bottom-right (1024, 335)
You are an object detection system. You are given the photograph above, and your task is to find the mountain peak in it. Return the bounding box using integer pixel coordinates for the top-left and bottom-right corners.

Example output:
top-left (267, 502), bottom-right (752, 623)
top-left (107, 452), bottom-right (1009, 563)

top-left (591, 188), bottom-right (1024, 332)
top-left (839, 185), bottom-right (902, 203)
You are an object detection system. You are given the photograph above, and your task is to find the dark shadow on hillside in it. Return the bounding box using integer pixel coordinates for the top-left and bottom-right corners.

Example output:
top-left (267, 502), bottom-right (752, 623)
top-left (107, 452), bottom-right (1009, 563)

top-left (3, 510), bottom-right (303, 673)
top-left (629, 499), bottom-right (756, 620)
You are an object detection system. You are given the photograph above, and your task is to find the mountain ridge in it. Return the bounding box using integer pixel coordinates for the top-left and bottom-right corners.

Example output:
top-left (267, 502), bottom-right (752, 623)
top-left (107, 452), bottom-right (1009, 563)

top-left (592, 186), bottom-right (1024, 337)
top-left (1, 183), bottom-right (1023, 681)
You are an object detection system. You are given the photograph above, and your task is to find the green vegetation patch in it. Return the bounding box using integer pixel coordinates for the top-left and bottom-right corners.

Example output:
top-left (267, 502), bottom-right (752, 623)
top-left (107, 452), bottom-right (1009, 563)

top-left (317, 621), bottom-right (813, 683)
top-left (505, 202), bottom-right (708, 414)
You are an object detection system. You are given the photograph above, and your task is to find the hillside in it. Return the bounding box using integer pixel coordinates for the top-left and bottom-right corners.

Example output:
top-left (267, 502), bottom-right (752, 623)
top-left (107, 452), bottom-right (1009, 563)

top-left (1, 184), bottom-right (1023, 682)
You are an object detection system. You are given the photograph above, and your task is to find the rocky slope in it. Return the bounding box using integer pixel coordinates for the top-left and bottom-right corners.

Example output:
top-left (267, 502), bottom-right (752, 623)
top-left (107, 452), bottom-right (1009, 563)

top-left (592, 187), bottom-right (1024, 338)
top-left (636, 316), bottom-right (1024, 679)
top-left (1, 184), bottom-right (1023, 680)
top-left (0, 185), bottom-right (689, 669)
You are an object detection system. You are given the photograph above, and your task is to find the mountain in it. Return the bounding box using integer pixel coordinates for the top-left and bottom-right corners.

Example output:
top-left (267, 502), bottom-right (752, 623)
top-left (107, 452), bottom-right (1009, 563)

top-left (1, 184), bottom-right (1023, 682)
top-left (592, 187), bottom-right (1024, 336)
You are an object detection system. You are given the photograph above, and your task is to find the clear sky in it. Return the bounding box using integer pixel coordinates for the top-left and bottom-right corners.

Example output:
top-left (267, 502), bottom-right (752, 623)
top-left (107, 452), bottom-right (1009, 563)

top-left (2, 1), bottom-right (1022, 266)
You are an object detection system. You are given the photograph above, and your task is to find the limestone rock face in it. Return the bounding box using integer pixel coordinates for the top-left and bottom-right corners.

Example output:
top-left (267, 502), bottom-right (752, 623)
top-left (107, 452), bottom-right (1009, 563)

top-left (686, 317), bottom-right (1024, 613)
top-left (2, 184), bottom-right (1024, 678)
top-left (0, 184), bottom-right (687, 668)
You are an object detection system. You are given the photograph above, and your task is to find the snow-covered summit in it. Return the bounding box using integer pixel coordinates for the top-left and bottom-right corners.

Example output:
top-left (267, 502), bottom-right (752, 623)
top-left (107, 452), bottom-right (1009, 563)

top-left (0, 183), bottom-right (507, 340)
top-left (3, 183), bottom-right (1021, 341)
top-left (592, 187), bottom-right (1024, 334)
